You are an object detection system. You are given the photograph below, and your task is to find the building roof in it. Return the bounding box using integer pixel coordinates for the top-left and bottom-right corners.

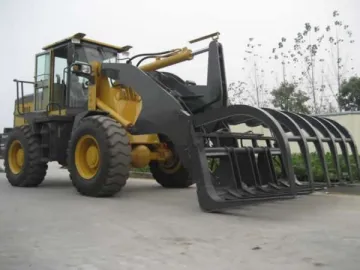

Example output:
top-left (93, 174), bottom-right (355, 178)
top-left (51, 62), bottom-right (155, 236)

top-left (42, 33), bottom-right (132, 52)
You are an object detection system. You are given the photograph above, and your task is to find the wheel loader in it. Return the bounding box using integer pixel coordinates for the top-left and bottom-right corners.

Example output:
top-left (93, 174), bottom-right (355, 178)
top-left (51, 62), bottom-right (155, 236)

top-left (3, 32), bottom-right (360, 212)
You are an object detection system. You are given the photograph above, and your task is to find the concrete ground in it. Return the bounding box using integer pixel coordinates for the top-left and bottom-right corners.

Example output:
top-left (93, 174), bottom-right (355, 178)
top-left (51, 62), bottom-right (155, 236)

top-left (0, 162), bottom-right (360, 270)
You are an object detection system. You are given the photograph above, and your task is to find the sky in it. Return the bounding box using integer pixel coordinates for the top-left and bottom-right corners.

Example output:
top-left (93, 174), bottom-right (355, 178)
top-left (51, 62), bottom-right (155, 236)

top-left (0, 0), bottom-right (359, 130)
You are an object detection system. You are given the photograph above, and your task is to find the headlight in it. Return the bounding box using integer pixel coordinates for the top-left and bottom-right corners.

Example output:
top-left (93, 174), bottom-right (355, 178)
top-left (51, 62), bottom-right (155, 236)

top-left (81, 64), bottom-right (91, 74)
top-left (71, 62), bottom-right (92, 75)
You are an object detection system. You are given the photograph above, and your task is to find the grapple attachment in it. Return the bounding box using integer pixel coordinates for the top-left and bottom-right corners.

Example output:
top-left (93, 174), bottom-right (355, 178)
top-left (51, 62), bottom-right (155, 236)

top-left (99, 32), bottom-right (358, 213)
top-left (189, 105), bottom-right (360, 212)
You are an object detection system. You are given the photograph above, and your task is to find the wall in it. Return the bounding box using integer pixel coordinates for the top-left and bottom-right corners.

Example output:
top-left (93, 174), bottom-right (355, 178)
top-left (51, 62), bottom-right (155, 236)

top-left (229, 111), bottom-right (360, 154)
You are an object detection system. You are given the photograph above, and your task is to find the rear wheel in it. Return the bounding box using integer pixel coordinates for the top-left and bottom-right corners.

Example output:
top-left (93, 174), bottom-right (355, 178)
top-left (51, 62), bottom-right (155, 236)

top-left (149, 152), bottom-right (193, 188)
top-left (67, 115), bottom-right (131, 197)
top-left (4, 126), bottom-right (48, 187)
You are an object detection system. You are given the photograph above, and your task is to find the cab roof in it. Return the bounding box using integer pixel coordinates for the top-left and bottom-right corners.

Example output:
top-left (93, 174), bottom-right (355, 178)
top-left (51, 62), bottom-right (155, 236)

top-left (42, 33), bottom-right (132, 52)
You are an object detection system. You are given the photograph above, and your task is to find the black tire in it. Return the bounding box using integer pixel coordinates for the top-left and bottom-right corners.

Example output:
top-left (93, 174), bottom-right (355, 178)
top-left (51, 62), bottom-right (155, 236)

top-left (4, 125), bottom-right (48, 187)
top-left (149, 158), bottom-right (193, 188)
top-left (67, 115), bottom-right (131, 197)
top-left (58, 160), bottom-right (67, 167)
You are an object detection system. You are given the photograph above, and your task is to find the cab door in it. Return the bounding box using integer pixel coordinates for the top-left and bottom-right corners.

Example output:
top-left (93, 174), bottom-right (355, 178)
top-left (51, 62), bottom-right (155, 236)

top-left (34, 52), bottom-right (51, 111)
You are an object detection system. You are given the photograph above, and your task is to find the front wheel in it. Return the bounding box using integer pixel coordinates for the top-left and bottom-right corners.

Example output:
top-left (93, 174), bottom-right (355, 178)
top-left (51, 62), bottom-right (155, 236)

top-left (149, 153), bottom-right (193, 188)
top-left (67, 115), bottom-right (131, 197)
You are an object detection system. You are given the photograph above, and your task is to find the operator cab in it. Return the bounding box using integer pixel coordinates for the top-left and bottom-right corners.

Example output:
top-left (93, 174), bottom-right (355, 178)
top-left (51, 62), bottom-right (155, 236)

top-left (32, 33), bottom-right (131, 114)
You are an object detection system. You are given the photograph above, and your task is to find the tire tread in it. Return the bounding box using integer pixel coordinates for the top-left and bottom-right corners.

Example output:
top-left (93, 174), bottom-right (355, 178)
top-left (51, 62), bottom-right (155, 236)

top-left (4, 125), bottom-right (48, 187)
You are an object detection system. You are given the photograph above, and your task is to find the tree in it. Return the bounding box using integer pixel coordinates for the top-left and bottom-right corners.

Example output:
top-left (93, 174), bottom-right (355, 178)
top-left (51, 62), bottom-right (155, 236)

top-left (270, 10), bottom-right (358, 113)
top-left (227, 80), bottom-right (263, 106)
top-left (338, 76), bottom-right (360, 111)
top-left (271, 36), bottom-right (297, 85)
top-left (272, 23), bottom-right (324, 114)
top-left (293, 23), bottom-right (324, 113)
top-left (323, 10), bottom-right (356, 109)
top-left (240, 37), bottom-right (271, 107)
top-left (270, 82), bottom-right (310, 113)
top-left (228, 81), bottom-right (250, 105)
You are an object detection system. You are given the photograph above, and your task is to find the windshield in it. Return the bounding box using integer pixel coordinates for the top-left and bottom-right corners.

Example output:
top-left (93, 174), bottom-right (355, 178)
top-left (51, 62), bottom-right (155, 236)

top-left (74, 45), bottom-right (119, 87)
top-left (75, 46), bottom-right (118, 64)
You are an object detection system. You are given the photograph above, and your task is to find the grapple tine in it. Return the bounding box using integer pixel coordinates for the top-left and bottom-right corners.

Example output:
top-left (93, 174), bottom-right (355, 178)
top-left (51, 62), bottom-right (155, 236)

top-left (314, 116), bottom-right (356, 183)
top-left (188, 104), bottom-right (299, 212)
top-left (299, 114), bottom-right (342, 182)
top-left (281, 111), bottom-right (331, 186)
top-left (263, 108), bottom-right (315, 191)
top-left (324, 118), bottom-right (360, 182)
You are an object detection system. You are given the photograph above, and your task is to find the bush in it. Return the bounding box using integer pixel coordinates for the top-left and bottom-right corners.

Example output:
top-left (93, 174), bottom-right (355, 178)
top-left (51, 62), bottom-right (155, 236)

top-left (290, 152), bottom-right (359, 182)
top-left (132, 166), bottom-right (150, 173)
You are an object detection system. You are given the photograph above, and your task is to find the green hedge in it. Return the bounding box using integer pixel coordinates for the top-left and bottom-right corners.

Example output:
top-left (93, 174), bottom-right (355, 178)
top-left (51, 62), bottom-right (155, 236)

top-left (132, 153), bottom-right (360, 182)
top-left (132, 166), bottom-right (151, 173)
top-left (287, 152), bottom-right (359, 182)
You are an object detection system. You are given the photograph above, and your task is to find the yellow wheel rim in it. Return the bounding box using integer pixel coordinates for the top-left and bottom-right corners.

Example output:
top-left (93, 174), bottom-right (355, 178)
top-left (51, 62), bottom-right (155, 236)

top-left (8, 140), bottom-right (24, 174)
top-left (75, 135), bottom-right (100, 180)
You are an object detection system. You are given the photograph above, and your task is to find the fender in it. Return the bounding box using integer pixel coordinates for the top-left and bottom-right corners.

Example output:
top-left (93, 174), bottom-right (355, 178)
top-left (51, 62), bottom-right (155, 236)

top-left (72, 110), bottom-right (109, 132)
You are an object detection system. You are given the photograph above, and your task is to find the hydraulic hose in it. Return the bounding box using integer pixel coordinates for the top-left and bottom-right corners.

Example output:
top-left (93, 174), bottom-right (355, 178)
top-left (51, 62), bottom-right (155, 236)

top-left (126, 50), bottom-right (176, 64)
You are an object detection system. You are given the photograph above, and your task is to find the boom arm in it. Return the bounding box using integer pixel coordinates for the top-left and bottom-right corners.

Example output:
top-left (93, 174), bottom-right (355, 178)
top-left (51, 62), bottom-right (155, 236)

top-left (97, 34), bottom-right (227, 132)
top-left (137, 32), bottom-right (220, 72)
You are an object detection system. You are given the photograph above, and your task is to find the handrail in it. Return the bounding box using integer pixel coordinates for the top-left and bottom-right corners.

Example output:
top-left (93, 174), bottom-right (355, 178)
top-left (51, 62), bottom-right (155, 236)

top-left (13, 79), bottom-right (34, 116)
